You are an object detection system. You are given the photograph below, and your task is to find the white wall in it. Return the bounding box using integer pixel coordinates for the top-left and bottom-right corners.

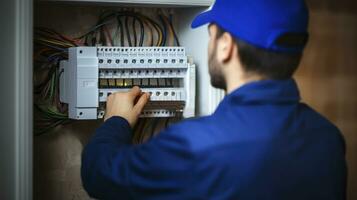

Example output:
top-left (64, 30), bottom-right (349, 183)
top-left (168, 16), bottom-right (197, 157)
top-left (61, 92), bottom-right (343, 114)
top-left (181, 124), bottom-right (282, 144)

top-left (177, 7), bottom-right (224, 116)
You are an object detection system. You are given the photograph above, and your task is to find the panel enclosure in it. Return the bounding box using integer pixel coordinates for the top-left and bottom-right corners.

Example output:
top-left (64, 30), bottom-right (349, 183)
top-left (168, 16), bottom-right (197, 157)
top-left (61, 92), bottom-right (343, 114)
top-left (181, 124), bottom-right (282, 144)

top-left (34, 2), bottom-right (223, 117)
top-left (60, 46), bottom-right (196, 119)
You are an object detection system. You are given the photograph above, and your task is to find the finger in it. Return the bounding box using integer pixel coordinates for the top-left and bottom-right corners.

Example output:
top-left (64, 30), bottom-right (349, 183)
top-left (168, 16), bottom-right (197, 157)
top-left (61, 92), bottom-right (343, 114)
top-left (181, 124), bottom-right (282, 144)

top-left (133, 93), bottom-right (150, 114)
top-left (106, 94), bottom-right (113, 107)
top-left (129, 86), bottom-right (141, 100)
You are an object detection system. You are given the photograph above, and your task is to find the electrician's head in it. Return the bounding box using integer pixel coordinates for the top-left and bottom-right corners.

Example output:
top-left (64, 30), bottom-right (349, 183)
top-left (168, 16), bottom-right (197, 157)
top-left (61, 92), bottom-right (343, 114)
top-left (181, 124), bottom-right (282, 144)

top-left (192, 0), bottom-right (309, 91)
top-left (207, 24), bottom-right (306, 90)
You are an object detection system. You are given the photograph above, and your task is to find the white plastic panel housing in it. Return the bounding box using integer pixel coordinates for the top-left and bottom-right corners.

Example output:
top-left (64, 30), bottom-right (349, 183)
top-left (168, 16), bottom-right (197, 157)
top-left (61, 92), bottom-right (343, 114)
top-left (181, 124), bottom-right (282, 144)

top-left (60, 46), bottom-right (196, 120)
top-left (66, 47), bottom-right (99, 119)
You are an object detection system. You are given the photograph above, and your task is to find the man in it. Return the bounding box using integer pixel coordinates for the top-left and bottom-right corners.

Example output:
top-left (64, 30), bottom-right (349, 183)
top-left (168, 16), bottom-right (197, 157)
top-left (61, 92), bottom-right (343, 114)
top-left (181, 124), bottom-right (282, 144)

top-left (81, 0), bottom-right (347, 199)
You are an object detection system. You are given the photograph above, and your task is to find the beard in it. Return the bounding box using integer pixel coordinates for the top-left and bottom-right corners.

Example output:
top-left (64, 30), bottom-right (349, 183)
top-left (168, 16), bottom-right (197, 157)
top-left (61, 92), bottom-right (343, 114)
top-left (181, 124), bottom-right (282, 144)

top-left (208, 47), bottom-right (226, 90)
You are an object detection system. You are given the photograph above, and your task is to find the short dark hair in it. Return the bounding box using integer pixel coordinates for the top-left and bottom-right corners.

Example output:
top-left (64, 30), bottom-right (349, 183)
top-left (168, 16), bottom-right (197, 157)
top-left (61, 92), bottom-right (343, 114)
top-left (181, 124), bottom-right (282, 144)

top-left (216, 26), bottom-right (304, 80)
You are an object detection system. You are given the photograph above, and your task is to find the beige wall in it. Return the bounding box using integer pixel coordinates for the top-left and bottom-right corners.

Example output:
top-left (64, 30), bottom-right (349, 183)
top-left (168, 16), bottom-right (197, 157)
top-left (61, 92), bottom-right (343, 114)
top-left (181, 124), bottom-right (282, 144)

top-left (34, 121), bottom-right (100, 200)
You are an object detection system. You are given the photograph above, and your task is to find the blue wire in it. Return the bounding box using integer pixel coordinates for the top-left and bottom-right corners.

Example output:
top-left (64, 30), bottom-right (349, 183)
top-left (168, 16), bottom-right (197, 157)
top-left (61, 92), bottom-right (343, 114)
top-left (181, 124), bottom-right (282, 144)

top-left (47, 55), bottom-right (62, 62)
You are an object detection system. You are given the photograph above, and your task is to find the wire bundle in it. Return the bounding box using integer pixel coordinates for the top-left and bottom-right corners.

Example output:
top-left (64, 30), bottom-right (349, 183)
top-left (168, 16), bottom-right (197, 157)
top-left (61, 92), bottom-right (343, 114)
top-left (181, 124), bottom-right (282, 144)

top-left (34, 28), bottom-right (81, 135)
top-left (78, 10), bottom-right (180, 47)
top-left (132, 117), bottom-right (182, 144)
top-left (34, 10), bottom-right (182, 141)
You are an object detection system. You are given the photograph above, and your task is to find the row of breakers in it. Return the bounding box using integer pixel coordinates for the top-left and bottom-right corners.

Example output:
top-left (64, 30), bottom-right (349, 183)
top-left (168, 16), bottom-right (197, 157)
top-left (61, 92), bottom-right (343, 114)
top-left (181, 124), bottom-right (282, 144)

top-left (99, 78), bottom-right (182, 88)
top-left (98, 47), bottom-right (188, 69)
top-left (98, 109), bottom-right (185, 119)
top-left (99, 68), bottom-right (186, 79)
top-left (99, 58), bottom-right (186, 66)
top-left (97, 88), bottom-right (186, 118)
top-left (59, 47), bottom-right (196, 119)
top-left (99, 88), bottom-right (186, 102)
top-left (97, 47), bottom-right (186, 57)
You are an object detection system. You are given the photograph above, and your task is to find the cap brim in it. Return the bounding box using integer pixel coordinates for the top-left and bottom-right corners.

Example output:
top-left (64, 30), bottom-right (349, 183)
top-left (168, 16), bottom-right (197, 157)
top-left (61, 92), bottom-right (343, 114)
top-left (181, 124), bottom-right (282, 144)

top-left (191, 10), bottom-right (214, 28)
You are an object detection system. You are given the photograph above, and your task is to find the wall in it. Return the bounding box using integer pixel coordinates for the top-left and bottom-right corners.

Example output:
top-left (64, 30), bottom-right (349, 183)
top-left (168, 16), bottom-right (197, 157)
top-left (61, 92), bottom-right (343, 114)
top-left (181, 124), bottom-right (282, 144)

top-left (34, 122), bottom-right (100, 199)
top-left (296, 1), bottom-right (357, 199)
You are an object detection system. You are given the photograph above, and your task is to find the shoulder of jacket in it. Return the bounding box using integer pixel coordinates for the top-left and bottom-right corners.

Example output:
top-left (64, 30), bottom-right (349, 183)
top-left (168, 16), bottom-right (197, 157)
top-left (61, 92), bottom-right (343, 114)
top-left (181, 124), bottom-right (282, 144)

top-left (153, 116), bottom-right (215, 152)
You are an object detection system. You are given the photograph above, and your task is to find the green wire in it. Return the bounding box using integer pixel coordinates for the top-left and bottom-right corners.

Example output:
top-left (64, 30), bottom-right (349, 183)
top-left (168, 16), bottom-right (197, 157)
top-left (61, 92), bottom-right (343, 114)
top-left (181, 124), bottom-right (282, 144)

top-left (34, 119), bottom-right (70, 136)
top-left (35, 104), bottom-right (67, 119)
top-left (48, 71), bottom-right (55, 100)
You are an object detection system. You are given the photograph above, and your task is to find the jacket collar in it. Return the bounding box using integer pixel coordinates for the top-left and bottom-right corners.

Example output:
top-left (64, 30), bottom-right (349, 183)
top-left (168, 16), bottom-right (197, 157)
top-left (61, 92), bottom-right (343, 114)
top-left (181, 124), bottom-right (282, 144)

top-left (215, 79), bottom-right (300, 112)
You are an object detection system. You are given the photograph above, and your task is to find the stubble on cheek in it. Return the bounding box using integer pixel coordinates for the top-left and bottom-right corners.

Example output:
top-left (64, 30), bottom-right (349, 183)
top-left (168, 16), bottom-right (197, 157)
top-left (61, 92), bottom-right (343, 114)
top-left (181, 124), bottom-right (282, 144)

top-left (208, 48), bottom-right (226, 90)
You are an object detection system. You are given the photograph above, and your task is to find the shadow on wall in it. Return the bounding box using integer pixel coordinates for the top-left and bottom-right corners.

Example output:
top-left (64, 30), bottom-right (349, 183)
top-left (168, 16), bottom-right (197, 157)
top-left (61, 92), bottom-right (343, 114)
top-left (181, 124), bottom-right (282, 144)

top-left (297, 0), bottom-right (357, 200)
top-left (33, 120), bottom-right (101, 200)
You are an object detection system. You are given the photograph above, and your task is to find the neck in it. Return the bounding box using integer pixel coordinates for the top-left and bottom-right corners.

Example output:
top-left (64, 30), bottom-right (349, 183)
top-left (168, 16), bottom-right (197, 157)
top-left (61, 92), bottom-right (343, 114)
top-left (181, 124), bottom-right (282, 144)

top-left (225, 67), bottom-right (264, 94)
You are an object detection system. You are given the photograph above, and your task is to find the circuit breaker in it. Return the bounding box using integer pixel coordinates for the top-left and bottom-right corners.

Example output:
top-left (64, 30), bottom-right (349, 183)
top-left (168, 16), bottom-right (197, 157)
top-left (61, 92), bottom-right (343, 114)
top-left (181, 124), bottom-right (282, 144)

top-left (59, 46), bottom-right (196, 120)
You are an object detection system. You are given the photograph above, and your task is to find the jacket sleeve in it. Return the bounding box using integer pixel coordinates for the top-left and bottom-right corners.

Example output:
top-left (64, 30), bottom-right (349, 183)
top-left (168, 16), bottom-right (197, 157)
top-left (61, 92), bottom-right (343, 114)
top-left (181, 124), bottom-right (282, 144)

top-left (81, 116), bottom-right (195, 200)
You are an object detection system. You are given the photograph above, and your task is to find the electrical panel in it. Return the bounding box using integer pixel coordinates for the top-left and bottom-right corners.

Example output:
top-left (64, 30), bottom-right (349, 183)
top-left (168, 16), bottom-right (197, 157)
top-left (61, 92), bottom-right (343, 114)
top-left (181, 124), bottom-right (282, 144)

top-left (60, 46), bottom-right (196, 120)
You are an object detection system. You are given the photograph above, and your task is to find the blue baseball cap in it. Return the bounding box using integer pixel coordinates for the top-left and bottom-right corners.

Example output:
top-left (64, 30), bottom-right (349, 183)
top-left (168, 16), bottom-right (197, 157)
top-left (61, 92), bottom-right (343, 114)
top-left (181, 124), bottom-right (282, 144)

top-left (192, 0), bottom-right (309, 53)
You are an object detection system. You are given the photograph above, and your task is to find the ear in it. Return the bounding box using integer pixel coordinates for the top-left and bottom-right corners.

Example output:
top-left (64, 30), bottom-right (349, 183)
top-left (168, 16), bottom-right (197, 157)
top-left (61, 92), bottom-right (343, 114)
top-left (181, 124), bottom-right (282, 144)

top-left (216, 32), bottom-right (235, 64)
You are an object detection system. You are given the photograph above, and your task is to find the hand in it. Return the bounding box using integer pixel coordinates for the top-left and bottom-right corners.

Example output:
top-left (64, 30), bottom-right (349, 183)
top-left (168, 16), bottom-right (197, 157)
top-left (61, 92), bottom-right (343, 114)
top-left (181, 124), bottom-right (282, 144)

top-left (104, 86), bottom-right (150, 128)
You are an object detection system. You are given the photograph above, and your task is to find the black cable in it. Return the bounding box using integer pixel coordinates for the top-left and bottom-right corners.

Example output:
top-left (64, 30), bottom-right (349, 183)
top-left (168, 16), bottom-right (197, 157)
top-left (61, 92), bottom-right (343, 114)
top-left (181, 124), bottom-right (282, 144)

top-left (150, 118), bottom-right (160, 138)
top-left (78, 20), bottom-right (112, 40)
top-left (140, 16), bottom-right (162, 46)
top-left (158, 14), bottom-right (167, 46)
top-left (91, 32), bottom-right (97, 46)
top-left (136, 17), bottom-right (145, 47)
top-left (90, 11), bottom-right (151, 47)
top-left (100, 27), bottom-right (106, 45)
top-left (78, 10), bottom-right (119, 43)
top-left (169, 14), bottom-right (180, 46)
top-left (132, 17), bottom-right (137, 46)
top-left (117, 16), bottom-right (124, 46)
top-left (129, 15), bottom-right (145, 47)
top-left (84, 34), bottom-right (89, 46)
top-left (98, 10), bottom-right (117, 23)
top-left (125, 16), bottom-right (132, 47)
top-left (140, 118), bottom-right (149, 143)
top-left (164, 117), bottom-right (170, 128)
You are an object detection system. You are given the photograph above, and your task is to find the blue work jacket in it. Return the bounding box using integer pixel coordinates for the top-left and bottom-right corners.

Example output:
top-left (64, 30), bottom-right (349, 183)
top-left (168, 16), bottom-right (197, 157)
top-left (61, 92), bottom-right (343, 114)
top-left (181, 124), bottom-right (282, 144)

top-left (81, 79), bottom-right (347, 200)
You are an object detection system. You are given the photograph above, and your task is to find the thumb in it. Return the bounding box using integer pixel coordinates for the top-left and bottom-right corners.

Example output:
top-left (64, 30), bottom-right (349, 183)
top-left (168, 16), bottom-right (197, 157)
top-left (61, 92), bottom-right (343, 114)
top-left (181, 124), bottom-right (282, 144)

top-left (134, 93), bottom-right (150, 114)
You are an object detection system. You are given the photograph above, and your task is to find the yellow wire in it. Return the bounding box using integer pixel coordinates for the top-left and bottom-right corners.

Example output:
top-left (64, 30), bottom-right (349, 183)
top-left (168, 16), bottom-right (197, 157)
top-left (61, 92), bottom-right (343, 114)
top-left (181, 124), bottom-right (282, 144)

top-left (37, 38), bottom-right (66, 46)
top-left (139, 15), bottom-right (163, 47)
top-left (34, 48), bottom-right (51, 60)
top-left (36, 38), bottom-right (74, 48)
top-left (163, 16), bottom-right (175, 46)
top-left (155, 23), bottom-right (163, 47)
